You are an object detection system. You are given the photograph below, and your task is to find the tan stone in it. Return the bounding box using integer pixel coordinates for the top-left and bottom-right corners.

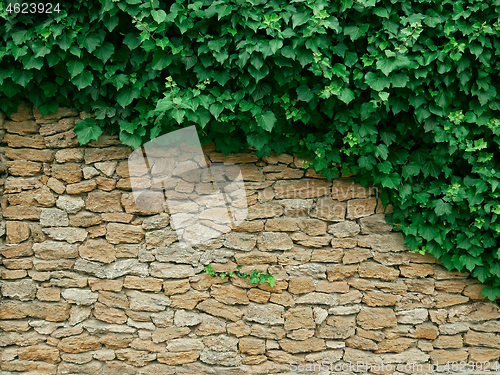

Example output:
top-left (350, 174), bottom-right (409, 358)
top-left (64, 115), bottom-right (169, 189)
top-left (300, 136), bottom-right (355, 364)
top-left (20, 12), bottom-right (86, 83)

top-left (124, 276), bottom-right (163, 292)
top-left (115, 348), bottom-right (156, 366)
top-left (265, 218), bottom-right (299, 232)
top-left (288, 277), bottom-right (315, 294)
top-left (343, 247), bottom-right (372, 264)
top-left (7, 160), bottom-right (42, 176)
top-left (279, 338), bottom-right (326, 353)
top-left (239, 337), bottom-right (265, 355)
top-left (357, 308), bottom-right (397, 330)
top-left (3, 205), bottom-right (41, 220)
top-left (436, 280), bottom-right (466, 293)
top-left (274, 179), bottom-right (331, 199)
top-left (98, 291), bottom-right (129, 309)
top-left (210, 284), bottom-right (249, 305)
top-left (358, 261), bottom-right (400, 281)
top-left (78, 239), bottom-right (116, 263)
top-left (326, 264), bottom-right (358, 281)
top-left (47, 177), bottom-right (65, 194)
top-left (316, 280), bottom-right (349, 293)
top-left (247, 288), bottom-right (270, 303)
top-left (468, 347), bottom-right (500, 362)
top-left (346, 198), bottom-right (377, 219)
top-left (283, 306), bottom-right (315, 331)
top-left (5, 221), bottom-right (31, 244)
top-left (163, 279), bottom-right (191, 295)
top-left (58, 333), bottom-right (102, 353)
top-left (170, 290), bottom-right (209, 309)
top-left (96, 176), bottom-right (117, 191)
top-left (94, 302), bottom-right (127, 324)
top-left (263, 165), bottom-right (304, 180)
top-left (54, 148), bottom-right (84, 163)
top-left (66, 180), bottom-right (97, 194)
top-left (405, 279), bottom-right (435, 295)
top-left (311, 197), bottom-right (346, 221)
top-left (311, 248), bottom-right (343, 263)
top-left (234, 251), bottom-right (277, 266)
top-left (433, 334), bottom-right (463, 349)
top-left (151, 327), bottom-right (191, 343)
top-left (100, 334), bottom-right (134, 349)
top-left (347, 278), bottom-right (374, 290)
top-left (331, 179), bottom-right (374, 201)
top-left (17, 345), bottom-right (61, 364)
top-left (106, 223), bottom-right (144, 244)
top-left (36, 287), bottom-right (61, 301)
top-left (269, 292), bottom-right (295, 307)
top-left (88, 278), bottom-right (123, 292)
top-left (157, 350), bottom-right (199, 365)
top-left (69, 211), bottom-right (103, 227)
top-left (399, 264), bottom-right (434, 278)
top-left (84, 147), bottom-right (131, 163)
top-left (233, 220), bottom-right (264, 232)
top-left (464, 330), bottom-right (500, 348)
top-left (429, 349), bottom-right (468, 364)
top-left (242, 355), bottom-right (267, 365)
top-left (434, 294), bottom-right (469, 308)
top-left (86, 190), bottom-right (122, 212)
top-left (463, 284), bottom-right (487, 300)
top-left (51, 163), bottom-right (82, 183)
top-left (4, 134), bottom-right (45, 148)
top-left (345, 336), bottom-right (378, 351)
top-left (5, 120), bottom-right (39, 135)
top-left (411, 323), bottom-right (439, 340)
top-left (363, 291), bottom-right (399, 306)
top-left (196, 299), bottom-right (243, 321)
top-left (375, 337), bottom-right (417, 353)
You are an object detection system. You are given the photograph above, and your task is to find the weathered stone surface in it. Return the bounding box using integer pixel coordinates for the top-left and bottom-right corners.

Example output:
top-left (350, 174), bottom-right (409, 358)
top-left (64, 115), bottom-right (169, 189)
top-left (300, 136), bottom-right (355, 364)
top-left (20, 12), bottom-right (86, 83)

top-left (328, 221), bottom-right (360, 238)
top-left (5, 221), bottom-right (31, 244)
top-left (33, 240), bottom-right (78, 259)
top-left (79, 239), bottom-right (116, 263)
top-left (310, 197), bottom-right (346, 221)
top-left (210, 284), bottom-right (249, 305)
top-left (126, 290), bottom-right (171, 312)
top-left (85, 147), bottom-right (132, 164)
top-left (357, 308), bottom-right (397, 330)
top-left (3, 205), bottom-right (41, 220)
top-left (464, 330), bottom-right (500, 348)
top-left (5, 148), bottom-right (55, 162)
top-left (283, 306), bottom-right (315, 331)
top-left (151, 263), bottom-right (195, 279)
top-left (17, 345), bottom-right (61, 364)
top-left (4, 134), bottom-right (45, 149)
top-left (1, 279), bottom-right (37, 301)
top-left (58, 333), bottom-right (102, 353)
top-left (279, 338), bottom-right (326, 353)
top-left (43, 227), bottom-right (88, 243)
top-left (343, 247), bottom-right (372, 264)
top-left (7, 160), bottom-right (42, 176)
top-left (274, 179), bottom-right (331, 199)
top-left (429, 349), bottom-right (468, 364)
top-left (257, 232), bottom-right (293, 251)
top-left (358, 261), bottom-right (400, 281)
top-left (0, 301), bottom-right (70, 321)
top-left (107, 223), bottom-right (144, 244)
top-left (86, 190), bottom-right (122, 212)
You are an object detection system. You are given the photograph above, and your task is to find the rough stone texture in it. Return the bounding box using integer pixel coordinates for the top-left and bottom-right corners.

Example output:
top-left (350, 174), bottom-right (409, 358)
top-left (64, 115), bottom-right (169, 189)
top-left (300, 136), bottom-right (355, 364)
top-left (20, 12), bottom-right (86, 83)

top-left (0, 108), bottom-right (498, 373)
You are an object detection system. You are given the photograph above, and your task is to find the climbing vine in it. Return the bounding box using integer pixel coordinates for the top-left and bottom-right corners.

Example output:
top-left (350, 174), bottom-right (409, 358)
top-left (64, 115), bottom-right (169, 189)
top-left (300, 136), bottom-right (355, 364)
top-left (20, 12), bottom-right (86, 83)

top-left (2, 0), bottom-right (500, 299)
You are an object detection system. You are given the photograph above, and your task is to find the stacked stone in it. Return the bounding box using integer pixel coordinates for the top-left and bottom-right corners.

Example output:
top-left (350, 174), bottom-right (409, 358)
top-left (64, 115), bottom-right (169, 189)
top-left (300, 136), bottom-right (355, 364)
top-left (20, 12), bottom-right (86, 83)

top-left (0, 103), bottom-right (499, 375)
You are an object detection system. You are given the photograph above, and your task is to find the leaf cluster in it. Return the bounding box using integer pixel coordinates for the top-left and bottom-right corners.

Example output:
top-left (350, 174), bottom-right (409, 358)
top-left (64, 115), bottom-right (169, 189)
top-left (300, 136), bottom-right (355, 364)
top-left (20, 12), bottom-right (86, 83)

top-left (204, 264), bottom-right (277, 287)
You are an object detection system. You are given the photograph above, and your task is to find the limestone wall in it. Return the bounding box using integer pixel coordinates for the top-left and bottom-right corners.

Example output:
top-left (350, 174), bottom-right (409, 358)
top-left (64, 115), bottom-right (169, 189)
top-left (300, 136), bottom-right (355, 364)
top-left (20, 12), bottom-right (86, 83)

top-left (0, 103), bottom-right (499, 375)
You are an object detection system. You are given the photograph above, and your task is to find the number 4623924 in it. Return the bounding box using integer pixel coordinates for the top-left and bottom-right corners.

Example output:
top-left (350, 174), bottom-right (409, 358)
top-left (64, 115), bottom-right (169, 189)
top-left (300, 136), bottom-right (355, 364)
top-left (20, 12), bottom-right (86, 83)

top-left (6, 3), bottom-right (61, 14)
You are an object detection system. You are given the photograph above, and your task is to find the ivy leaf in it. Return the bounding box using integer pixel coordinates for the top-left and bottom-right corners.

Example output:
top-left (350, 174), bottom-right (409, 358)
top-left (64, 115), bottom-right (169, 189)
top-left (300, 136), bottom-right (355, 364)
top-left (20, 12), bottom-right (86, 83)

top-left (292, 13), bottom-right (310, 28)
top-left (482, 287), bottom-right (500, 301)
top-left (94, 43), bottom-right (115, 63)
top-left (74, 118), bottom-right (102, 144)
top-left (419, 226), bottom-right (439, 241)
top-left (67, 60), bottom-right (84, 79)
top-left (78, 33), bottom-right (101, 53)
top-left (152, 9), bottom-right (167, 23)
top-left (365, 72), bottom-right (390, 91)
top-left (381, 173), bottom-right (401, 189)
top-left (247, 132), bottom-right (268, 150)
top-left (296, 85), bottom-right (314, 102)
top-left (338, 88), bottom-right (355, 104)
top-left (255, 111), bottom-right (276, 132)
top-left (120, 130), bottom-right (143, 149)
top-left (72, 71), bottom-right (93, 90)
top-left (434, 199), bottom-right (452, 216)
top-left (116, 86), bottom-right (140, 107)
top-left (11, 70), bottom-right (33, 87)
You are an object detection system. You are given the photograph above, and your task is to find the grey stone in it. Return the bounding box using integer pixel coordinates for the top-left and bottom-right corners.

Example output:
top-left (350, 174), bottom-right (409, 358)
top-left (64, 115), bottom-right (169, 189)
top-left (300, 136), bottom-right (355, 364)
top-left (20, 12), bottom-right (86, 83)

top-left (73, 258), bottom-right (106, 278)
top-left (223, 232), bottom-right (257, 251)
top-left (42, 227), bottom-right (88, 243)
top-left (244, 303), bottom-right (285, 325)
top-left (62, 288), bottom-right (98, 305)
top-left (328, 221), bottom-right (361, 238)
top-left (141, 213), bottom-right (170, 230)
top-left (296, 293), bottom-right (337, 306)
top-left (167, 338), bottom-right (204, 352)
top-left (1, 279), bottom-right (37, 301)
top-left (396, 308), bottom-right (429, 324)
top-left (199, 350), bottom-right (242, 367)
top-left (82, 319), bottom-right (136, 334)
top-left (152, 243), bottom-right (201, 265)
top-left (104, 259), bottom-right (149, 279)
top-left (40, 208), bottom-right (69, 227)
top-left (56, 195), bottom-right (85, 214)
top-left (150, 262), bottom-right (195, 279)
top-left (126, 290), bottom-right (171, 312)
top-left (174, 310), bottom-right (202, 327)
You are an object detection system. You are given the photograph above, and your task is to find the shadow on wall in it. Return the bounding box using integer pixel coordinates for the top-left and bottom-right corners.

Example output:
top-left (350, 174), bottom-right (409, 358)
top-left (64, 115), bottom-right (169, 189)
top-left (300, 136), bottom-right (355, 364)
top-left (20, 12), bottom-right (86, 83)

top-left (0, 103), bottom-right (499, 374)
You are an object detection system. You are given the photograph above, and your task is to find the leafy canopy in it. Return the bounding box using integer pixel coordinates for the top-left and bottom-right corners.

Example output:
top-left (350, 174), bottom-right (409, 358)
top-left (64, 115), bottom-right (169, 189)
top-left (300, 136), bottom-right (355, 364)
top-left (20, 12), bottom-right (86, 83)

top-left (1, 0), bottom-right (500, 299)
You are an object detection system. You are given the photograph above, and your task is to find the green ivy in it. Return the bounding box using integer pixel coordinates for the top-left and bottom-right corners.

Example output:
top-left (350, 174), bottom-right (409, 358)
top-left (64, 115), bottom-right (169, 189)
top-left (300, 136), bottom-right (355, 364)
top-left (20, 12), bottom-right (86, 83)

top-left (2, 0), bottom-right (500, 300)
top-left (204, 264), bottom-right (277, 287)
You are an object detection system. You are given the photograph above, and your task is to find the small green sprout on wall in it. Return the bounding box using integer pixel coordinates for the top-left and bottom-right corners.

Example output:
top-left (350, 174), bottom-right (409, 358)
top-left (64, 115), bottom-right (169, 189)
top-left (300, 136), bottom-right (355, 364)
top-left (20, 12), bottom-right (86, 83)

top-left (204, 264), bottom-right (277, 287)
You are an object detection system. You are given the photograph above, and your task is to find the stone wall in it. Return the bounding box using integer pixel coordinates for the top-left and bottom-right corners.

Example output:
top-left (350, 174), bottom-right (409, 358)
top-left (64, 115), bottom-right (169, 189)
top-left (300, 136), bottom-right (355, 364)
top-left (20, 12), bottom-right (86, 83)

top-left (0, 102), bottom-right (499, 375)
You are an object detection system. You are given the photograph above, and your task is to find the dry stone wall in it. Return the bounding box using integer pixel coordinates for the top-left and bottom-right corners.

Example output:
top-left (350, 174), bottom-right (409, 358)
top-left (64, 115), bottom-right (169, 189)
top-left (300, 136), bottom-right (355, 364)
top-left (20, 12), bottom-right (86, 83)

top-left (0, 103), bottom-right (499, 375)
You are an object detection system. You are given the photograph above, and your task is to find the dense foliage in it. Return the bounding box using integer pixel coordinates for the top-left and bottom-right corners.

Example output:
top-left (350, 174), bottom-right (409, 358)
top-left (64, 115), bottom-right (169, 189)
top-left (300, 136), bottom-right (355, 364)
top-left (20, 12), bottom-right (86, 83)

top-left (2, 0), bottom-right (500, 299)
